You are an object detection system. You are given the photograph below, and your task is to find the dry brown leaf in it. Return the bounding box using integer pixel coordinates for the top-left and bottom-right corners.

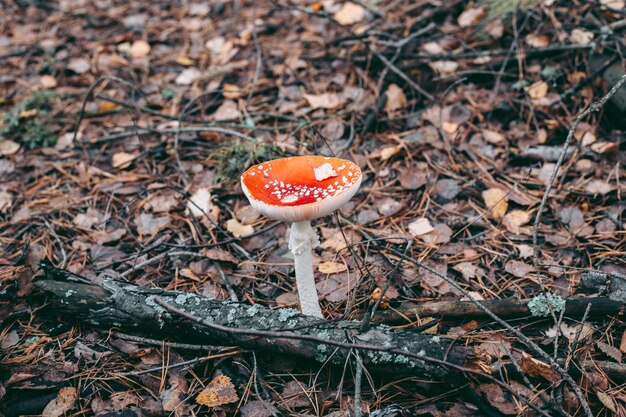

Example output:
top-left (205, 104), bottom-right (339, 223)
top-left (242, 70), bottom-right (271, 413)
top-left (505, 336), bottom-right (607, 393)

top-left (0, 140), bottom-right (20, 156)
top-left (318, 261), bottom-right (347, 274)
top-left (481, 129), bottom-right (505, 144)
top-left (458, 6), bottom-right (485, 27)
top-left (601, 0), bottom-right (625, 9)
top-left (525, 33), bottom-right (549, 48)
top-left (620, 331), bottom-right (626, 354)
top-left (39, 75), bottom-right (57, 89)
top-left (129, 40), bottom-right (150, 58)
top-left (67, 57), bottom-right (90, 74)
top-left (112, 152), bottom-right (136, 169)
top-left (502, 210), bottom-right (531, 234)
top-left (518, 351), bottom-right (559, 382)
top-left (504, 260), bottom-right (534, 278)
top-left (175, 67), bottom-right (201, 85)
top-left (201, 248), bottom-right (238, 263)
top-left (333, 2), bottom-right (365, 25)
top-left (407, 218), bottom-right (434, 237)
top-left (302, 92), bottom-right (343, 109)
top-left (379, 145), bottom-right (402, 160)
top-left (0, 188), bottom-right (13, 213)
top-left (42, 387), bottom-right (77, 417)
top-left (597, 341), bottom-right (622, 362)
top-left (482, 188), bottom-right (508, 220)
top-left (585, 180), bottom-right (615, 195)
top-left (222, 83), bottom-right (241, 99)
top-left (570, 28), bottom-right (594, 45)
top-left (213, 100), bottom-right (241, 121)
top-left (196, 375), bottom-right (238, 407)
top-left (226, 218), bottom-right (254, 237)
top-left (453, 262), bottom-right (478, 280)
top-left (428, 60), bottom-right (458, 75)
top-left (187, 188), bottom-right (215, 218)
top-left (136, 213), bottom-right (171, 236)
top-left (597, 391), bottom-right (617, 413)
top-left (384, 84), bottom-right (407, 115)
top-left (526, 80), bottom-right (548, 100)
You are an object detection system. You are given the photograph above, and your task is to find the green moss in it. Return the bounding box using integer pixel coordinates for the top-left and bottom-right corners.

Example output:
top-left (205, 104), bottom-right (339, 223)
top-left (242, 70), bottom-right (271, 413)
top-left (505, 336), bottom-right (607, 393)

top-left (0, 91), bottom-right (58, 149)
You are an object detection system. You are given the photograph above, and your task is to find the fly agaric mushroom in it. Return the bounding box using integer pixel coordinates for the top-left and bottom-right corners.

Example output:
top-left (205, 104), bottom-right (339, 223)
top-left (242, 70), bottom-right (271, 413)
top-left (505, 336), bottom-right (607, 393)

top-left (241, 155), bottom-right (362, 317)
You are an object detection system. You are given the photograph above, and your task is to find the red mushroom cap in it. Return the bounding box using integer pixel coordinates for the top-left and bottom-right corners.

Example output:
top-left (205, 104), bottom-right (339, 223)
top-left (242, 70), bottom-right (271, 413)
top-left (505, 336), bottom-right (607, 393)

top-left (241, 155), bottom-right (362, 222)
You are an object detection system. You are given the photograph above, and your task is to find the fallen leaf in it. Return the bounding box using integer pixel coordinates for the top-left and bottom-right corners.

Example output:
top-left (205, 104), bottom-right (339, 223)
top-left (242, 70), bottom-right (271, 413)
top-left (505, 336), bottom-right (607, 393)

top-left (481, 129), bottom-right (505, 144)
top-left (240, 400), bottom-right (280, 417)
top-left (39, 75), bottom-right (57, 89)
top-left (73, 208), bottom-right (104, 229)
top-left (318, 261), bottom-right (347, 274)
top-left (482, 188), bottom-right (508, 220)
top-left (597, 341), bottom-right (622, 362)
top-left (187, 188), bottom-right (214, 218)
top-left (479, 383), bottom-right (517, 415)
top-left (42, 387), bottom-right (77, 417)
top-left (453, 262), bottom-right (478, 280)
top-left (434, 179), bottom-right (462, 200)
top-left (525, 33), bottom-right (550, 48)
top-left (585, 180), bottom-right (615, 195)
top-left (376, 197), bottom-right (402, 216)
top-left (505, 260), bottom-right (534, 278)
top-left (421, 223), bottom-right (453, 245)
top-left (526, 80), bottom-right (548, 100)
top-left (570, 28), bottom-right (594, 45)
top-left (379, 145), bottom-right (402, 160)
top-left (317, 272), bottom-right (356, 302)
top-left (384, 84), bottom-right (407, 115)
top-left (129, 40), bottom-right (150, 58)
top-left (162, 374), bottom-right (188, 412)
top-left (502, 210), bottom-right (531, 234)
top-left (67, 57), bottom-right (90, 74)
top-left (226, 218), bottom-right (254, 237)
top-left (408, 218), bottom-right (435, 237)
top-left (428, 60), bottom-right (458, 75)
top-left (0, 140), bottom-right (20, 156)
top-left (175, 55), bottom-right (195, 66)
top-left (201, 248), bottom-right (238, 263)
top-left (518, 351), bottom-right (559, 382)
top-left (213, 100), bottom-right (241, 121)
top-left (320, 118), bottom-right (344, 140)
top-left (302, 92), bottom-right (343, 109)
top-left (0, 189), bottom-right (13, 213)
top-left (597, 391), bottom-right (617, 413)
top-left (601, 0), bottom-right (625, 10)
top-left (222, 83), bottom-right (241, 99)
top-left (458, 6), bottom-right (485, 27)
top-left (136, 213), bottom-right (171, 236)
top-left (333, 2), bottom-right (365, 25)
top-left (112, 152), bottom-right (136, 169)
top-left (196, 375), bottom-right (239, 407)
top-left (175, 67), bottom-right (201, 85)
top-left (620, 331), bottom-right (626, 354)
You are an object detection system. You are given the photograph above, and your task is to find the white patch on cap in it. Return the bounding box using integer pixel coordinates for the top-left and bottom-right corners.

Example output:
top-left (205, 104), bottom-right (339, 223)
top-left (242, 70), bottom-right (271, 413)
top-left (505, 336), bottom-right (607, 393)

top-left (313, 163), bottom-right (338, 181)
top-left (281, 195), bottom-right (298, 203)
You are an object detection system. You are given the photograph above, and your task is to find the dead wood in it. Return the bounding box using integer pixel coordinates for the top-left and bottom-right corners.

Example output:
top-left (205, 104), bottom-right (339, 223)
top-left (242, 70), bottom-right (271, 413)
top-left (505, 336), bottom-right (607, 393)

top-left (374, 297), bottom-right (624, 324)
top-left (33, 272), bottom-right (478, 380)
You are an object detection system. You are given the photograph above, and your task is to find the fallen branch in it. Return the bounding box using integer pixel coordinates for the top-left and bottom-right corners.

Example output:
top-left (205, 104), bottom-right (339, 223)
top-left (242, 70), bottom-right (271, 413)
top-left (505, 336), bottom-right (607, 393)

top-left (34, 274), bottom-right (478, 379)
top-left (374, 297), bottom-right (623, 324)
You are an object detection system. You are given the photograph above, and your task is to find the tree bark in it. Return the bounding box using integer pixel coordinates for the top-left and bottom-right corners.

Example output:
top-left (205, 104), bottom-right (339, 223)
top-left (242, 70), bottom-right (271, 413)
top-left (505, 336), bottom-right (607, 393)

top-left (34, 274), bottom-right (478, 379)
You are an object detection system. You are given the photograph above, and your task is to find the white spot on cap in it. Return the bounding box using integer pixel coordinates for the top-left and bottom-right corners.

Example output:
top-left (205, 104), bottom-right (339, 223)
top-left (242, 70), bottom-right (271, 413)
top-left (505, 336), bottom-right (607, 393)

top-left (314, 163), bottom-right (338, 181)
top-left (281, 195), bottom-right (298, 203)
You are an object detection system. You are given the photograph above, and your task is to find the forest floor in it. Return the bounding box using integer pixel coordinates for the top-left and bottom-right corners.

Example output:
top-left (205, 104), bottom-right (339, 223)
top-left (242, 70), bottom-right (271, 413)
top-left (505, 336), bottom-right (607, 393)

top-left (1, 0), bottom-right (626, 416)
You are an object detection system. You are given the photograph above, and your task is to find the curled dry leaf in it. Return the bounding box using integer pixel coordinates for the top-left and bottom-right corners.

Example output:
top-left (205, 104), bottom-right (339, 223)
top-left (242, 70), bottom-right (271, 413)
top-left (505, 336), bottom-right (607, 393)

top-left (570, 28), bottom-right (594, 45)
top-left (504, 260), bottom-right (534, 278)
top-left (0, 140), bottom-right (20, 156)
top-left (302, 92), bottom-right (344, 109)
top-left (518, 351), bottom-right (559, 382)
top-left (226, 218), bottom-right (254, 238)
top-left (383, 84), bottom-right (407, 115)
top-left (42, 387), bottom-right (78, 417)
top-left (525, 80), bottom-right (548, 100)
top-left (482, 188), bottom-right (508, 220)
top-left (457, 6), bottom-right (485, 27)
top-left (525, 33), bottom-right (549, 48)
top-left (318, 261), bottom-right (347, 274)
top-left (112, 152), bottom-right (136, 169)
top-left (408, 218), bottom-right (434, 237)
top-left (196, 375), bottom-right (238, 407)
top-left (502, 210), bottom-right (531, 234)
top-left (187, 188), bottom-right (214, 218)
top-left (333, 2), bottom-right (365, 25)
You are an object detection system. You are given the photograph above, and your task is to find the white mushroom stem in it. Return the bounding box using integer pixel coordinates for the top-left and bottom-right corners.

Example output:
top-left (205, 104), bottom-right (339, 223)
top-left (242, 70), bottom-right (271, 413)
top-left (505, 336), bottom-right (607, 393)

top-left (288, 220), bottom-right (323, 318)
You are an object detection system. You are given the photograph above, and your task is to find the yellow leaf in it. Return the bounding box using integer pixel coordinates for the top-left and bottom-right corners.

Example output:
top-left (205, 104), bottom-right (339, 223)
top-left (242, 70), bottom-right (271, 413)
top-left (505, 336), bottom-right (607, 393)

top-left (380, 145), bottom-right (402, 160)
top-left (383, 84), bottom-right (407, 115)
top-left (482, 188), bottom-right (508, 220)
top-left (97, 101), bottom-right (118, 112)
top-left (222, 83), bottom-right (241, 99)
top-left (196, 375), bottom-right (239, 407)
top-left (310, 2), bottom-right (323, 11)
top-left (19, 108), bottom-right (38, 119)
top-left (318, 261), bottom-right (347, 274)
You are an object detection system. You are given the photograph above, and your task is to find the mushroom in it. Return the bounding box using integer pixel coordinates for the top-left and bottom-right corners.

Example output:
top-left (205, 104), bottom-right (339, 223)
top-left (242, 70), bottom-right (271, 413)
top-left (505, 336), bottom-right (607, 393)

top-left (241, 155), bottom-right (362, 317)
